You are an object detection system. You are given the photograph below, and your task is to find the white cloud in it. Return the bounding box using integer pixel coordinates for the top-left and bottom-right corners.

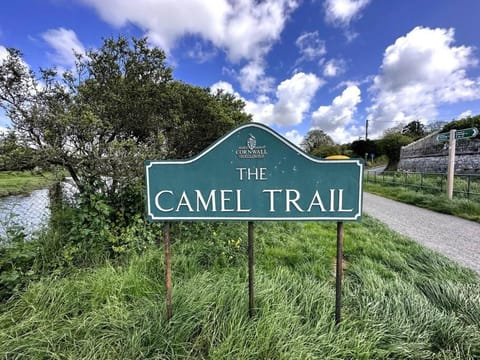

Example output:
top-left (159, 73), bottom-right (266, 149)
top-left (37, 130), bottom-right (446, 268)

top-left (238, 60), bottom-right (275, 93)
top-left (186, 41), bottom-right (217, 63)
top-left (80, 0), bottom-right (298, 63)
top-left (295, 31), bottom-right (327, 61)
top-left (211, 72), bottom-right (323, 127)
top-left (210, 80), bottom-right (275, 123)
top-left (210, 81), bottom-right (237, 95)
top-left (244, 98), bottom-right (275, 124)
top-left (312, 85), bottom-right (362, 143)
top-left (323, 58), bottom-right (346, 77)
top-left (458, 110), bottom-right (473, 119)
top-left (324, 0), bottom-right (370, 27)
top-left (42, 28), bottom-right (85, 67)
top-left (368, 26), bottom-right (480, 138)
top-left (324, 0), bottom-right (370, 41)
top-left (284, 129), bottom-right (304, 146)
top-left (273, 72), bottom-right (324, 126)
top-left (0, 45), bottom-right (8, 61)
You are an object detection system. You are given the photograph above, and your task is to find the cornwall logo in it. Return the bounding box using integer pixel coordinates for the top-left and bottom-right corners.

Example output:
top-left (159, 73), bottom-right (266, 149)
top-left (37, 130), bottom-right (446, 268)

top-left (236, 134), bottom-right (267, 159)
top-left (247, 134), bottom-right (256, 150)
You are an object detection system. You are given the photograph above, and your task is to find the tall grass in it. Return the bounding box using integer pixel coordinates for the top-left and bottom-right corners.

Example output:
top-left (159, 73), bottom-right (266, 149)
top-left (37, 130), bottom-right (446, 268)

top-left (1, 219), bottom-right (479, 359)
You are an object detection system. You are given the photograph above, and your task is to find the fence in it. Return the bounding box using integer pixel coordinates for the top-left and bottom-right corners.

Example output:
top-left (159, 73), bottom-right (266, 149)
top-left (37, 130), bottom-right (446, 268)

top-left (0, 188), bottom-right (51, 239)
top-left (0, 181), bottom-right (77, 240)
top-left (365, 170), bottom-right (480, 202)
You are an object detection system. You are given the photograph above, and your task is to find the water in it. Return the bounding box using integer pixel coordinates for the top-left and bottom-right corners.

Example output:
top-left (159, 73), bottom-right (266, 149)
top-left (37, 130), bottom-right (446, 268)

top-left (0, 189), bottom-right (50, 238)
top-left (0, 181), bottom-right (77, 239)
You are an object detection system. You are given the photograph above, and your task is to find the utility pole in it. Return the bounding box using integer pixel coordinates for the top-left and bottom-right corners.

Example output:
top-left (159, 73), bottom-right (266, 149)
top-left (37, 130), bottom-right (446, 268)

top-left (365, 119), bottom-right (369, 141)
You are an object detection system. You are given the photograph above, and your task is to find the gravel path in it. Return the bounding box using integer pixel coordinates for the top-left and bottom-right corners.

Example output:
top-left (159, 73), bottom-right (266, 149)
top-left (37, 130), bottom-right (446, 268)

top-left (363, 192), bottom-right (480, 275)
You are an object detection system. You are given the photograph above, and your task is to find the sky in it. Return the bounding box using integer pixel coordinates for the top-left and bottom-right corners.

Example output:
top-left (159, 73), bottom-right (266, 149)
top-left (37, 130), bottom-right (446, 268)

top-left (1, 0), bottom-right (480, 145)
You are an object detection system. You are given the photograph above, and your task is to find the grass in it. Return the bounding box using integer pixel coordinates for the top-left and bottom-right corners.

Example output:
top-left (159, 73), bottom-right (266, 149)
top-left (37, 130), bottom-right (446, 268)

top-left (0, 171), bottom-right (59, 197)
top-left (364, 182), bottom-right (480, 222)
top-left (1, 219), bottom-right (479, 359)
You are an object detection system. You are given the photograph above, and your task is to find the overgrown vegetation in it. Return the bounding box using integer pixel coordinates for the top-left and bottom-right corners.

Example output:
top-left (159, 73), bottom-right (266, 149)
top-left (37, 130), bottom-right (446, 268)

top-left (1, 219), bottom-right (479, 359)
top-left (0, 171), bottom-right (58, 197)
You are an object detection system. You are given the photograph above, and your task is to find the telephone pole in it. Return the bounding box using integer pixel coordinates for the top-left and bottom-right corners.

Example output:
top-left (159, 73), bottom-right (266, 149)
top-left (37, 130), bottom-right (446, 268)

top-left (365, 119), bottom-right (369, 141)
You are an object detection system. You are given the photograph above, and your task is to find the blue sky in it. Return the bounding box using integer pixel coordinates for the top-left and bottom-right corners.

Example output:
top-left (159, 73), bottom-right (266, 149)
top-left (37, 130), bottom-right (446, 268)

top-left (1, 0), bottom-right (480, 145)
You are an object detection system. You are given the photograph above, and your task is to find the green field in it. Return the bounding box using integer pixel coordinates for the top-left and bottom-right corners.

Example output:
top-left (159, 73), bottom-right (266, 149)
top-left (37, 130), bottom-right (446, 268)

top-left (0, 171), bottom-right (58, 197)
top-left (1, 219), bottom-right (479, 359)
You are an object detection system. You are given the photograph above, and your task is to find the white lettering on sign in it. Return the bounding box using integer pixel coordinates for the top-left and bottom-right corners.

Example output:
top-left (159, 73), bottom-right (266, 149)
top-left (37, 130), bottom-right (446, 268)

top-left (155, 190), bottom-right (174, 212)
top-left (236, 167), bottom-right (267, 180)
top-left (155, 189), bottom-right (251, 213)
top-left (195, 190), bottom-right (216, 212)
top-left (154, 188), bottom-right (353, 214)
top-left (286, 189), bottom-right (303, 212)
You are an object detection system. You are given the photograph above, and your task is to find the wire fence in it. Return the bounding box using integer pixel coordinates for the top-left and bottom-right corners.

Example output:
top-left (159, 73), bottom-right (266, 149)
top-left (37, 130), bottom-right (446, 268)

top-left (0, 189), bottom-right (50, 239)
top-left (365, 170), bottom-right (480, 202)
top-left (0, 181), bottom-right (77, 240)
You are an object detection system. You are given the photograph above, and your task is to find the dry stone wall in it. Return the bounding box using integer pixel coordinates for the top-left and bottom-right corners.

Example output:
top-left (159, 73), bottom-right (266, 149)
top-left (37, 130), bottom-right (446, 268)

top-left (398, 131), bottom-right (480, 174)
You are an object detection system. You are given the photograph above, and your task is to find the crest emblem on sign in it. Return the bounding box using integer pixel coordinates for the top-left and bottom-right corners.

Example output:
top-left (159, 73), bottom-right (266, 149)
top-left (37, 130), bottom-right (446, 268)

top-left (247, 134), bottom-right (256, 150)
top-left (235, 132), bottom-right (267, 159)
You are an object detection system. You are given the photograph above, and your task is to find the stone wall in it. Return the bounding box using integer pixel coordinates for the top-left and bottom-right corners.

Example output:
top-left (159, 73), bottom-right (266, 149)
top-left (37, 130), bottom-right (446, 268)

top-left (398, 131), bottom-right (480, 174)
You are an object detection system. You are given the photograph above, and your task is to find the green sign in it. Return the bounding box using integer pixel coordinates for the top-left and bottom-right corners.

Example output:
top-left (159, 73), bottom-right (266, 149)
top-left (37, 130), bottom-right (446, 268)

top-left (145, 123), bottom-right (363, 221)
top-left (436, 127), bottom-right (479, 142)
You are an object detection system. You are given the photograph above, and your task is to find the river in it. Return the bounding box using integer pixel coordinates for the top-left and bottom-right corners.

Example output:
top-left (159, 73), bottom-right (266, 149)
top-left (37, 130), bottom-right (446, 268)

top-left (0, 181), bottom-right (77, 239)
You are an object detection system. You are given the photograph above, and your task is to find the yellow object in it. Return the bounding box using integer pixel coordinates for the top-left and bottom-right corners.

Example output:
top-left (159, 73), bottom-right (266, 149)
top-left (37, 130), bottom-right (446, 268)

top-left (325, 155), bottom-right (350, 159)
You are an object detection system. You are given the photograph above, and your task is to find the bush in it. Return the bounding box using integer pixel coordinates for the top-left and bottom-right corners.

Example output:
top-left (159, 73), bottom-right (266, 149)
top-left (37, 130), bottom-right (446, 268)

top-left (0, 223), bottom-right (40, 303)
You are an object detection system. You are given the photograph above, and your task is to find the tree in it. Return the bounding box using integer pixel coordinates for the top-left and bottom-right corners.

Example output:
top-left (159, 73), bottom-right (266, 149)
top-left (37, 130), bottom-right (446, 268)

top-left (378, 132), bottom-right (412, 171)
top-left (163, 84), bottom-right (251, 159)
top-left (301, 129), bottom-right (335, 154)
top-left (0, 131), bottom-right (37, 171)
top-left (441, 114), bottom-right (480, 138)
top-left (402, 120), bottom-right (425, 140)
top-left (0, 37), bottom-right (251, 195)
top-left (425, 120), bottom-right (448, 134)
top-left (350, 139), bottom-right (379, 158)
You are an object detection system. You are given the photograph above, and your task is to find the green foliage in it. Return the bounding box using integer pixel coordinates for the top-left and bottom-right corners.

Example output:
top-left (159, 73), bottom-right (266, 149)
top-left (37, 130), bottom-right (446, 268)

top-left (310, 144), bottom-right (343, 157)
top-left (60, 191), bottom-right (161, 267)
top-left (301, 129), bottom-right (335, 154)
top-left (442, 114), bottom-right (480, 137)
top-left (0, 132), bottom-right (37, 171)
top-left (365, 154), bottom-right (388, 168)
top-left (1, 220), bottom-right (479, 358)
top-left (402, 120), bottom-right (426, 140)
top-left (0, 223), bottom-right (39, 302)
top-left (0, 37), bottom-right (250, 196)
top-left (350, 139), bottom-right (380, 158)
top-left (378, 132), bottom-right (413, 171)
top-left (164, 83), bottom-right (251, 159)
top-left (0, 186), bottom-right (162, 302)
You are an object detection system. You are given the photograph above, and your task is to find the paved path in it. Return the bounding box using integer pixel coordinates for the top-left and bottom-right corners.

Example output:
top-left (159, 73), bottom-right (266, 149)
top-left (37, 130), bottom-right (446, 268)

top-left (363, 192), bottom-right (480, 275)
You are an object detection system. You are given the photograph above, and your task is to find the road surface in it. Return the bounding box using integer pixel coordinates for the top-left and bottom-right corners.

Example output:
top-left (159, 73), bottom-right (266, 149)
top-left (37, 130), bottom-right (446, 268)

top-left (363, 192), bottom-right (480, 275)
